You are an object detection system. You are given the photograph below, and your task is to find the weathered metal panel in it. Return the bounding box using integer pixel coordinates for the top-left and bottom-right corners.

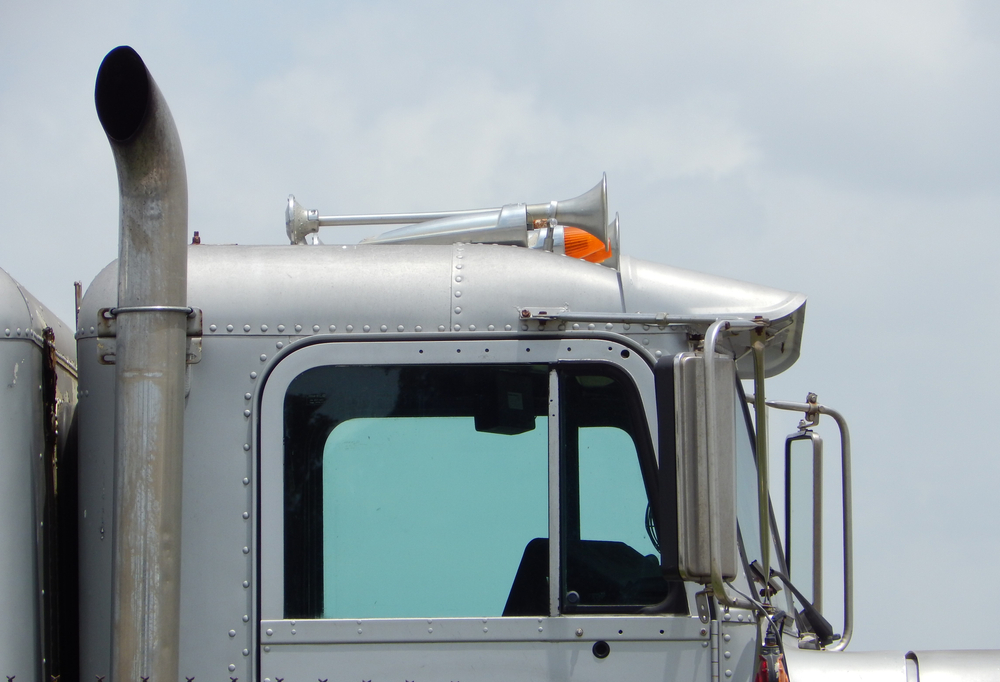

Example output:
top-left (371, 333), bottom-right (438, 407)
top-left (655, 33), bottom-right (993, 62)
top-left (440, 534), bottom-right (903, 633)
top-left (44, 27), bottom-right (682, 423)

top-left (1, 267), bottom-right (78, 682)
top-left (0, 341), bottom-right (43, 682)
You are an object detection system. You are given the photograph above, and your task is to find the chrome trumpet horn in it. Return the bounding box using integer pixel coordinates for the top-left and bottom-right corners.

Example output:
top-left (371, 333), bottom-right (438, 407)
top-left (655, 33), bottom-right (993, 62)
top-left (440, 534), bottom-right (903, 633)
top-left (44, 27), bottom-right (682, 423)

top-left (286, 174), bottom-right (617, 267)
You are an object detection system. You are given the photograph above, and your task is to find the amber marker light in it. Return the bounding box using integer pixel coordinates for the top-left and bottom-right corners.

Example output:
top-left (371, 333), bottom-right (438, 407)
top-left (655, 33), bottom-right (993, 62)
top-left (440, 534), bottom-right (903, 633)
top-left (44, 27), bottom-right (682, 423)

top-left (564, 226), bottom-right (612, 263)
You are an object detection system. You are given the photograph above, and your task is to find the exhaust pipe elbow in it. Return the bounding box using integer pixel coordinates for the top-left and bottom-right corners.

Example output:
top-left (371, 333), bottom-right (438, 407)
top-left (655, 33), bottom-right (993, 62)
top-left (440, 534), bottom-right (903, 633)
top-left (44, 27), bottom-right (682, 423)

top-left (95, 45), bottom-right (188, 307)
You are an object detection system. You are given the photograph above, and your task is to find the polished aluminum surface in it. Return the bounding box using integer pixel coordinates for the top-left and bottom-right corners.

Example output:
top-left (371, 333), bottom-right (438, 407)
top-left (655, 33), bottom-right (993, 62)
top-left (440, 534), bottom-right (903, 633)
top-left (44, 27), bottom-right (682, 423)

top-left (77, 244), bottom-right (806, 379)
top-left (908, 650), bottom-right (1000, 681)
top-left (95, 45), bottom-right (187, 682)
top-left (783, 647), bottom-right (910, 680)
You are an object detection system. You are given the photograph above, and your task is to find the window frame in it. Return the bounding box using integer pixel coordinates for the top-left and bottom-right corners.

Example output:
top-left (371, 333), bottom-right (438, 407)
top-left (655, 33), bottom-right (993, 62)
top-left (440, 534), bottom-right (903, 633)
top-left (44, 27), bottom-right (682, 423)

top-left (258, 336), bottom-right (661, 626)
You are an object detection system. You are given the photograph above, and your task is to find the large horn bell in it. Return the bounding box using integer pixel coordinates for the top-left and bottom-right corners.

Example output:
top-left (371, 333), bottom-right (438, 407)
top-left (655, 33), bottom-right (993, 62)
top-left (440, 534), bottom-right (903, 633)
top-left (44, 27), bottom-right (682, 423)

top-left (527, 174), bottom-right (608, 246)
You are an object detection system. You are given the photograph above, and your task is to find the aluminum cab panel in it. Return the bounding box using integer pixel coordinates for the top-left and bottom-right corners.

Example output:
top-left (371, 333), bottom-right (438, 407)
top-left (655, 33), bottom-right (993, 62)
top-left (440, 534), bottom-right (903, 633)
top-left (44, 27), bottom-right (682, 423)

top-left (75, 333), bottom-right (273, 681)
top-left (620, 256), bottom-right (806, 377)
top-left (261, 640), bottom-right (709, 682)
top-left (75, 338), bottom-right (115, 680)
top-left (78, 244), bottom-right (625, 340)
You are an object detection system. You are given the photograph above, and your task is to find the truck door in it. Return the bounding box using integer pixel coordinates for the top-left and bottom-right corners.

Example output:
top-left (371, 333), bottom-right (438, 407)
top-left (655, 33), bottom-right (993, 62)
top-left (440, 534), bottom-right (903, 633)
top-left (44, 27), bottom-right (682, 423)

top-left (257, 337), bottom-right (712, 681)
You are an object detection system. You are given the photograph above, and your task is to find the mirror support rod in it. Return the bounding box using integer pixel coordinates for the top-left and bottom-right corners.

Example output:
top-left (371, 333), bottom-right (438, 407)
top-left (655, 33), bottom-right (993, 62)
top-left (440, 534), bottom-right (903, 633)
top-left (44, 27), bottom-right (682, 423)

top-left (752, 336), bottom-right (770, 593)
top-left (704, 319), bottom-right (764, 608)
top-left (764, 399), bottom-right (853, 651)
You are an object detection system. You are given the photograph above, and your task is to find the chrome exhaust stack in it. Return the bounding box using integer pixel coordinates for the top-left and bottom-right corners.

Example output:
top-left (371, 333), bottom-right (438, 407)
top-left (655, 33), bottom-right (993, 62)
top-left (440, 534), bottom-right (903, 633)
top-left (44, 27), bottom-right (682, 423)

top-left (95, 46), bottom-right (187, 681)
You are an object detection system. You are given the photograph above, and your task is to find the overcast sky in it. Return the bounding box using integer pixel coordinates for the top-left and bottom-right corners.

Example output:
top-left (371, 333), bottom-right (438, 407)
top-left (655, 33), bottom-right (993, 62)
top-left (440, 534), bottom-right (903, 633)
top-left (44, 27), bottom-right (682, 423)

top-left (3, 1), bottom-right (999, 653)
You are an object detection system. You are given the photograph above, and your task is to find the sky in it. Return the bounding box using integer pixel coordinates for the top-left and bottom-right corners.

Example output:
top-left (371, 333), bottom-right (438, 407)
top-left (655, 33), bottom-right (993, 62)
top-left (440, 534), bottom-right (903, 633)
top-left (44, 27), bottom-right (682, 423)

top-left (3, 0), bottom-right (999, 653)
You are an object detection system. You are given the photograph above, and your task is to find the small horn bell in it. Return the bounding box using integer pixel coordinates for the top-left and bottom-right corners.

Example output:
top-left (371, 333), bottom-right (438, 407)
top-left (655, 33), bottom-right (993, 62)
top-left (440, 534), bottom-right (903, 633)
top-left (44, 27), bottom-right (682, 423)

top-left (528, 174), bottom-right (608, 246)
top-left (602, 212), bottom-right (620, 270)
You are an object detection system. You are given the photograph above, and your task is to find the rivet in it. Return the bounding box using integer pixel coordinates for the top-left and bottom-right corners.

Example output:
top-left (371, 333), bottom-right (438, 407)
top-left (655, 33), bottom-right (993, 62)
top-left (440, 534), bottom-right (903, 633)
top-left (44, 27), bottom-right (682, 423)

top-left (723, 634), bottom-right (731, 642)
top-left (329, 325), bottom-right (336, 332)
top-left (243, 325), bottom-right (251, 332)
top-left (242, 547), bottom-right (249, 554)
top-left (363, 325), bottom-right (371, 332)
top-left (313, 325), bottom-right (320, 332)
top-left (229, 630), bottom-right (237, 637)
top-left (242, 649), bottom-right (249, 656)
top-left (3, 329), bottom-right (8, 336)
top-left (724, 651), bottom-right (731, 659)
top-left (438, 325), bottom-right (446, 332)
top-left (725, 671), bottom-right (732, 678)
top-left (455, 291), bottom-right (462, 298)
top-left (469, 325), bottom-right (476, 331)
top-left (456, 253), bottom-right (464, 259)
top-left (259, 354), bottom-right (267, 362)
top-left (227, 325), bottom-right (234, 332)
top-left (455, 275), bottom-right (463, 282)
top-left (538, 627), bottom-right (543, 632)
top-left (243, 442), bottom-right (250, 450)
top-left (84, 390), bottom-right (90, 397)
top-left (505, 324), bottom-right (512, 331)
top-left (89, 326), bottom-right (95, 334)
top-left (263, 646), bottom-right (270, 653)
top-left (453, 324), bottom-right (461, 331)
top-left (358, 628), bottom-right (363, 634)
top-left (242, 581), bottom-right (249, 588)
top-left (229, 664), bottom-right (236, 672)
top-left (397, 325), bottom-right (404, 332)
top-left (454, 307), bottom-right (462, 314)
top-left (294, 324), bottom-right (302, 332)
top-left (210, 324), bottom-right (218, 332)
top-left (642, 338), bottom-right (649, 346)
top-left (575, 628), bottom-right (584, 637)
top-left (260, 324), bottom-right (268, 332)
top-left (488, 324), bottom-right (495, 331)
top-left (587, 323), bottom-right (596, 330)
top-left (623, 323), bottom-right (631, 330)
top-left (643, 324), bottom-right (650, 331)
top-left (456, 263), bottom-right (463, 269)
top-left (346, 325), bottom-right (354, 332)
top-left (243, 478), bottom-right (249, 485)
top-left (277, 324), bottom-right (285, 332)
top-left (266, 628), bottom-right (273, 636)
top-left (291, 629), bottom-right (296, 635)
top-left (572, 323), bottom-right (580, 330)
top-left (244, 410), bottom-right (251, 417)
top-left (250, 371), bottom-right (258, 379)
top-left (415, 326), bottom-right (422, 332)
top-left (242, 512), bottom-right (249, 519)
top-left (521, 324), bottom-right (528, 331)
top-left (723, 612), bottom-right (731, 621)
top-left (428, 628), bottom-right (433, 633)
top-left (276, 342), bottom-right (283, 349)
top-left (655, 350), bottom-right (662, 358)
top-left (484, 627), bottom-right (488, 632)
top-left (701, 628), bottom-right (708, 636)
top-left (605, 323), bottom-right (614, 330)
top-left (243, 614), bottom-right (249, 622)
top-left (380, 325), bottom-right (388, 332)
top-left (244, 393), bottom-right (252, 401)
top-left (737, 614), bottom-right (744, 622)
